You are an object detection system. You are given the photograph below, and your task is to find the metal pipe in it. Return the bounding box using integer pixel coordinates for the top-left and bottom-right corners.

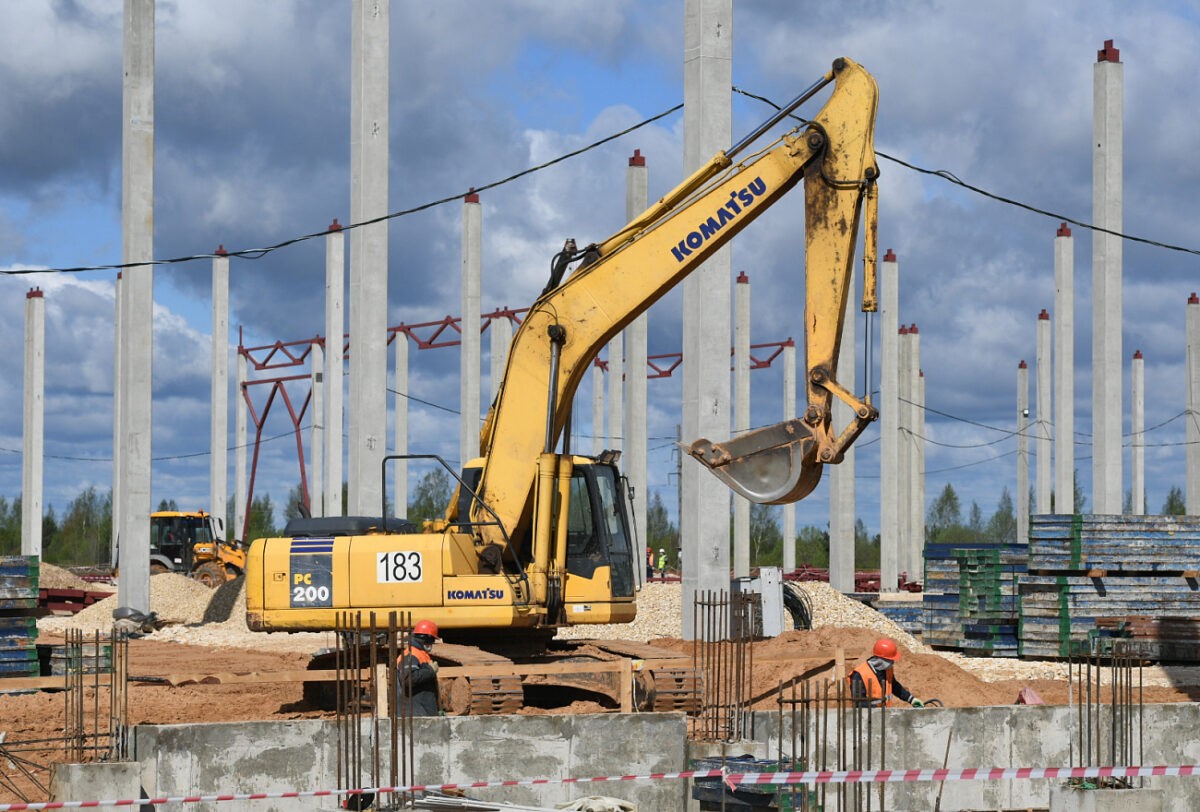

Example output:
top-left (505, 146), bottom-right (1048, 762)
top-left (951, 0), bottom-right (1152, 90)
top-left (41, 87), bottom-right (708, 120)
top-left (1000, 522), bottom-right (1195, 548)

top-left (728, 72), bottom-right (833, 158)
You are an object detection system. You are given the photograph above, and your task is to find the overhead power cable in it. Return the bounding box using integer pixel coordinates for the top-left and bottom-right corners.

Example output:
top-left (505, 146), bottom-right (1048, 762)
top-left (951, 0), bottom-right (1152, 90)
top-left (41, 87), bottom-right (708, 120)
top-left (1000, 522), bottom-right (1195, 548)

top-left (1, 104), bottom-right (682, 277)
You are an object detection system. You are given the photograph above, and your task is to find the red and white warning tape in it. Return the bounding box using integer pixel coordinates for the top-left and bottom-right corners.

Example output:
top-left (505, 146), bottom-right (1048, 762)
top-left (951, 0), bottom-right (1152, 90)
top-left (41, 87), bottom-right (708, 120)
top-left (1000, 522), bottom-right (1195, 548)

top-left (2, 764), bottom-right (1196, 810)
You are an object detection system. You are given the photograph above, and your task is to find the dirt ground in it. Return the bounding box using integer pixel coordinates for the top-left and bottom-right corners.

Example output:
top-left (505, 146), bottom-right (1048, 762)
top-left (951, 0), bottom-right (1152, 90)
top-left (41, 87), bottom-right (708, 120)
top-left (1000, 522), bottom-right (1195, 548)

top-left (4, 628), bottom-right (1199, 805)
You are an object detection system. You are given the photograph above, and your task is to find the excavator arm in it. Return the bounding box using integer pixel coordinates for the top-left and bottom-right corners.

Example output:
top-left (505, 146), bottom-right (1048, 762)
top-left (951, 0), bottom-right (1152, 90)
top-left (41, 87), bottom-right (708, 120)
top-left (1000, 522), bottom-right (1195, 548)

top-left (472, 57), bottom-right (880, 552)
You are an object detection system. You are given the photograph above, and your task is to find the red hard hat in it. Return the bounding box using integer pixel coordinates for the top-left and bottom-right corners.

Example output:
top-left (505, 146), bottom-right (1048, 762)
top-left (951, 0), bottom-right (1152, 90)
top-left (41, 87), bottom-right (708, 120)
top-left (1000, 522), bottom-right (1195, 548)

top-left (413, 619), bottom-right (439, 638)
top-left (873, 638), bottom-right (900, 661)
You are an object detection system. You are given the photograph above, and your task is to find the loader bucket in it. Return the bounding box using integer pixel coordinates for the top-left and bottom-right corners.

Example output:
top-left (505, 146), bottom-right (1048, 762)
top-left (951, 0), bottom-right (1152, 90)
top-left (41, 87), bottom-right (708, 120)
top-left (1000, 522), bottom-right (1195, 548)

top-left (683, 419), bottom-right (824, 505)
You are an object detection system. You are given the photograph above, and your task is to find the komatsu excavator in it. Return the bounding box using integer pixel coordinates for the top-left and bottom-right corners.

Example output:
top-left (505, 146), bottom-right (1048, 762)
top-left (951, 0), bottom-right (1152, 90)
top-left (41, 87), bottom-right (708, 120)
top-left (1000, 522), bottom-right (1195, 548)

top-left (246, 57), bottom-right (880, 713)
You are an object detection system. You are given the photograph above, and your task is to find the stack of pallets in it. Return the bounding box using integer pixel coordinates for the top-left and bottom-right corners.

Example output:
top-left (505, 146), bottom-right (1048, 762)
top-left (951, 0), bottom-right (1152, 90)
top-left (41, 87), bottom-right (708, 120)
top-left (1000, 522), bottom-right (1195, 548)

top-left (923, 542), bottom-right (1025, 655)
top-left (0, 555), bottom-right (41, 691)
top-left (1020, 514), bottom-right (1200, 659)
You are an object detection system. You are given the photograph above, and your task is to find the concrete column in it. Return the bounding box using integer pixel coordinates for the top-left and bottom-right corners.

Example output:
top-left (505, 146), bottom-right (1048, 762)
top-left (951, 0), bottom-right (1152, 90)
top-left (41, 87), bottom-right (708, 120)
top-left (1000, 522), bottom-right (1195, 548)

top-left (915, 368), bottom-right (926, 582)
top-left (592, 365), bottom-right (605, 455)
top-left (1131, 349), bottom-right (1144, 515)
top-left (1188, 293), bottom-right (1200, 513)
top-left (310, 342), bottom-right (324, 518)
top-left (680, 0), bottom-right (733, 640)
top-left (210, 248), bottom-right (229, 534)
top-left (111, 273), bottom-right (122, 565)
top-left (624, 151), bottom-right (649, 573)
top-left (829, 262), bottom-right (856, 592)
top-left (878, 250), bottom-right (900, 593)
top-left (325, 222), bottom-right (345, 516)
top-left (234, 348), bottom-right (247, 539)
top-left (118, 0), bottom-right (154, 614)
top-left (489, 314), bottom-right (512, 406)
top-left (21, 288), bottom-right (44, 557)
top-left (1018, 361), bottom-right (1030, 545)
top-left (733, 272), bottom-right (750, 577)
top-left (897, 325), bottom-right (911, 587)
top-left (1092, 39), bottom-right (1123, 515)
top-left (394, 334), bottom-right (408, 514)
top-left (907, 325), bottom-right (922, 580)
top-left (348, 0), bottom-right (389, 516)
top-left (1036, 309), bottom-right (1052, 514)
top-left (1054, 224), bottom-right (1075, 513)
top-left (781, 340), bottom-right (797, 576)
top-left (607, 334), bottom-right (623, 452)
top-left (460, 191), bottom-right (482, 463)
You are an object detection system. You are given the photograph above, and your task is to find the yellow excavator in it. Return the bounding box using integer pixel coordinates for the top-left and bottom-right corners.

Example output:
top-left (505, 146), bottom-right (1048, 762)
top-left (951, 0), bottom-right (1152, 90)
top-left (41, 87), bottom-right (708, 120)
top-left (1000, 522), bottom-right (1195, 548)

top-left (246, 57), bottom-right (880, 711)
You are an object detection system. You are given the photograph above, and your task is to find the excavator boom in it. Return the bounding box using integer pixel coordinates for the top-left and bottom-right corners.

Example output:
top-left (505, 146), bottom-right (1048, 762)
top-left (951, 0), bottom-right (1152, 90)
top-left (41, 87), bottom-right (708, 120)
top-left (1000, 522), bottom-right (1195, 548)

top-left (475, 57), bottom-right (879, 548)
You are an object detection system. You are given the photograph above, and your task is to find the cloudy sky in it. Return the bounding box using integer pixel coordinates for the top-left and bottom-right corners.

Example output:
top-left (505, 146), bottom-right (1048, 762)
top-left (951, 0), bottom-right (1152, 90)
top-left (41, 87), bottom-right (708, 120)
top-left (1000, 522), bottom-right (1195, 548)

top-left (1, 1), bottom-right (1198, 539)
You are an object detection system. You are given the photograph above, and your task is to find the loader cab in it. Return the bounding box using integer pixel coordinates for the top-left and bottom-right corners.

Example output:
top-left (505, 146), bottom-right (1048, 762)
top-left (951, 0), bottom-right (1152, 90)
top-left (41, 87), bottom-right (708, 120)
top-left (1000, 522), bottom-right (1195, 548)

top-left (149, 511), bottom-right (219, 574)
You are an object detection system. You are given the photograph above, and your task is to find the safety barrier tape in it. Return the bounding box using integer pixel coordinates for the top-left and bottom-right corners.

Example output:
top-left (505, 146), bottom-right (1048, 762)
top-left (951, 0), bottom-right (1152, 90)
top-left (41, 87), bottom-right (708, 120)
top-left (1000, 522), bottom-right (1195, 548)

top-left (3, 764), bottom-right (1198, 810)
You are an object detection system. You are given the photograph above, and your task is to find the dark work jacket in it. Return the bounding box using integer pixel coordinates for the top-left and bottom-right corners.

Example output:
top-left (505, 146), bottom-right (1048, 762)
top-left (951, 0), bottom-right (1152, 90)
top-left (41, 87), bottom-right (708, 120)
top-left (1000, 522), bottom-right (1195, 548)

top-left (847, 656), bottom-right (913, 707)
top-left (397, 643), bottom-right (440, 717)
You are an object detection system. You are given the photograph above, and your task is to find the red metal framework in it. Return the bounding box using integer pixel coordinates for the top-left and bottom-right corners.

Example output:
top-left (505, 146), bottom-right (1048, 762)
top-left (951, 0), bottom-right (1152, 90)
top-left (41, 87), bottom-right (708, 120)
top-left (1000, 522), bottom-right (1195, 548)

top-left (237, 315), bottom-right (794, 532)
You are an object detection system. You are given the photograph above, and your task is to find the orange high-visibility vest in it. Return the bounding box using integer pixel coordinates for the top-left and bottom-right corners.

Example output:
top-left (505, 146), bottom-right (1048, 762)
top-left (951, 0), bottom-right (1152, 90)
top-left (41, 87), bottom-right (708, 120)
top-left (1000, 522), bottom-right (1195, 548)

top-left (848, 661), bottom-right (903, 707)
top-left (397, 646), bottom-right (432, 667)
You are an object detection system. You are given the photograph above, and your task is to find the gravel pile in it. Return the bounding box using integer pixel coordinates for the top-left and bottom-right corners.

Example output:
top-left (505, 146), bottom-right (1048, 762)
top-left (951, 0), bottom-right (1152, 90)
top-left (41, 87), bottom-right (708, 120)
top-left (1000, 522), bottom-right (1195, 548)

top-left (792, 582), bottom-right (929, 654)
top-left (37, 564), bottom-right (97, 591)
top-left (38, 573), bottom-right (215, 634)
top-left (555, 582), bottom-right (683, 641)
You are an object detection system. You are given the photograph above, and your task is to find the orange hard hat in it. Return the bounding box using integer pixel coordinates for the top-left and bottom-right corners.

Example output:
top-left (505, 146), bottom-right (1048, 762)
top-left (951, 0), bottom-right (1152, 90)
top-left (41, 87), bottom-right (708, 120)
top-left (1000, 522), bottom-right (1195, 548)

top-left (413, 619), bottom-right (439, 638)
top-left (872, 638), bottom-right (900, 661)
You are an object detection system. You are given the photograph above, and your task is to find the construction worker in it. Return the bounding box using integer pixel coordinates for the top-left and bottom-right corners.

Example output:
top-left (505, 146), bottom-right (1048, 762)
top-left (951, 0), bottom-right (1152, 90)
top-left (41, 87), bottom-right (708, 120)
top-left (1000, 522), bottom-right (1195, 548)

top-left (847, 638), bottom-right (924, 708)
top-left (397, 619), bottom-right (441, 716)
top-left (656, 547), bottom-right (668, 578)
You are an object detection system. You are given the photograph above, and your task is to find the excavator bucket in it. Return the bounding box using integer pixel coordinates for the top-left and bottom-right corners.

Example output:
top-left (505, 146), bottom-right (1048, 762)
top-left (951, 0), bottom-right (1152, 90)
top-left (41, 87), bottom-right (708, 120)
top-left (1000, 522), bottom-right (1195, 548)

top-left (683, 419), bottom-right (824, 505)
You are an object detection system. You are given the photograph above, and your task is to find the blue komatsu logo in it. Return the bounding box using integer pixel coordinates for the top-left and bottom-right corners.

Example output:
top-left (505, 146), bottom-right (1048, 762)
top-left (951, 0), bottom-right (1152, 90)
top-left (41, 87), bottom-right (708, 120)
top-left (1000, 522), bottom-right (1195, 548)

top-left (447, 588), bottom-right (506, 601)
top-left (671, 177), bottom-right (767, 263)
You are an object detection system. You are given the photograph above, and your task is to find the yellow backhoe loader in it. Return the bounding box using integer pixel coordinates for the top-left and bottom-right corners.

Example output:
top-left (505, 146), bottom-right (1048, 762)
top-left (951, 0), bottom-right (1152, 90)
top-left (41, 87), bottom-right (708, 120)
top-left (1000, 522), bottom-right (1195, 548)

top-left (150, 510), bottom-right (246, 587)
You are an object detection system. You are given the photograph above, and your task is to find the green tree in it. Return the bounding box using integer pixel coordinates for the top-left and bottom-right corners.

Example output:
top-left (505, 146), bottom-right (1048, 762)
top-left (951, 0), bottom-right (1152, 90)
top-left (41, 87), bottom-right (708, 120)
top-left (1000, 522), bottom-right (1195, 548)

top-left (1163, 486), bottom-right (1186, 516)
top-left (244, 494), bottom-right (278, 543)
top-left (794, 524), bottom-right (829, 568)
top-left (749, 503), bottom-right (783, 566)
top-left (646, 491), bottom-right (678, 554)
top-left (284, 482), bottom-right (310, 522)
top-left (854, 519), bottom-right (880, 569)
top-left (968, 502), bottom-right (984, 534)
top-left (0, 496), bottom-right (18, 556)
top-left (53, 487), bottom-right (112, 567)
top-left (408, 468), bottom-right (454, 524)
top-left (156, 498), bottom-right (179, 512)
top-left (927, 483), bottom-right (963, 542)
top-left (986, 487), bottom-right (1016, 545)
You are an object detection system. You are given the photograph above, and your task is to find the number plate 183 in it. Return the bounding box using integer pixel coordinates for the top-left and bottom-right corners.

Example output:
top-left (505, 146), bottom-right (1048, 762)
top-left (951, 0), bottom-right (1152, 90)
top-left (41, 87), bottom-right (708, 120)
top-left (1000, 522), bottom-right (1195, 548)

top-left (377, 551), bottom-right (424, 583)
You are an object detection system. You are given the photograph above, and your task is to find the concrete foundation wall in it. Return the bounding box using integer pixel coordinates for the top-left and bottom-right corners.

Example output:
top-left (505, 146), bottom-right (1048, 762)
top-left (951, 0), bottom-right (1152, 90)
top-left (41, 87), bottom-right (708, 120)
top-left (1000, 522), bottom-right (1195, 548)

top-left (51, 706), bottom-right (1200, 811)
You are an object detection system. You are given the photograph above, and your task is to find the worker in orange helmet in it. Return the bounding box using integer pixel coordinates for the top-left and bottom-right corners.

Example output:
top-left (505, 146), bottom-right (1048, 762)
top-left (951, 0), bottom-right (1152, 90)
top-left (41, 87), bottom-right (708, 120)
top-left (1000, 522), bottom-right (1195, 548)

top-left (847, 638), bottom-right (924, 708)
top-left (397, 619), bottom-right (441, 716)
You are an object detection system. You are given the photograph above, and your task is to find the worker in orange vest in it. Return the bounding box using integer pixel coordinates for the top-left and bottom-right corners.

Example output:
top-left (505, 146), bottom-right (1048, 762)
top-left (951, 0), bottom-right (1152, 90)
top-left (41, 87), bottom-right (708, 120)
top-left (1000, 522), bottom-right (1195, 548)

top-left (847, 638), bottom-right (924, 708)
top-left (397, 619), bottom-right (441, 716)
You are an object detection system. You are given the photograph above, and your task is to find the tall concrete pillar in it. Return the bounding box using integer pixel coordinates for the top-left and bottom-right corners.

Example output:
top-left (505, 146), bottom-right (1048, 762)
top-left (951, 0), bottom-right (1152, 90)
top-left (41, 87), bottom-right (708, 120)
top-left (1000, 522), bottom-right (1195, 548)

top-left (829, 264), bottom-right (856, 592)
top-left (878, 250), bottom-right (900, 593)
top-left (607, 334), bottom-right (623, 452)
top-left (1188, 293), bottom-right (1200, 514)
top-left (1130, 349), bottom-right (1144, 515)
top-left (348, 0), bottom-right (389, 516)
top-left (118, 0), bottom-right (154, 613)
top-left (235, 347), bottom-right (247, 538)
top-left (915, 369), bottom-right (926, 581)
top-left (1054, 224), bottom-right (1075, 513)
top-left (624, 150), bottom-right (649, 572)
top-left (592, 365), bottom-right (605, 455)
top-left (733, 272), bottom-right (750, 577)
top-left (22, 288), bottom-right (44, 557)
top-left (1036, 310), bottom-right (1052, 514)
top-left (1092, 39), bottom-right (1124, 515)
top-left (210, 248), bottom-right (229, 534)
top-left (907, 325), bottom-right (922, 579)
top-left (489, 315), bottom-right (512, 406)
top-left (680, 0), bottom-right (733, 639)
top-left (310, 342), bottom-right (324, 518)
top-left (896, 324), bottom-right (911, 588)
top-left (781, 340), bottom-right (797, 576)
top-left (460, 191), bottom-right (482, 462)
top-left (111, 272), bottom-right (122, 565)
top-left (394, 335), bottom-right (408, 514)
top-left (325, 222), bottom-right (345, 516)
top-left (1017, 361), bottom-right (1030, 545)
